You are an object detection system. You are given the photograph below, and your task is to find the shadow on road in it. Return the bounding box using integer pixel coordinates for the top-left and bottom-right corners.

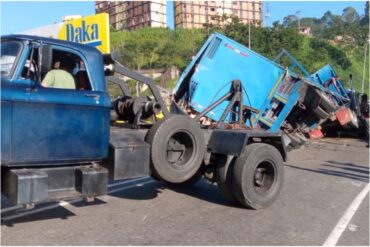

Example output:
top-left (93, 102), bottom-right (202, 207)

top-left (1, 198), bottom-right (106, 226)
top-left (1, 205), bottom-right (76, 227)
top-left (109, 181), bottom-right (162, 201)
top-left (286, 160), bottom-right (369, 183)
top-left (163, 178), bottom-right (242, 208)
top-left (109, 178), bottom-right (242, 209)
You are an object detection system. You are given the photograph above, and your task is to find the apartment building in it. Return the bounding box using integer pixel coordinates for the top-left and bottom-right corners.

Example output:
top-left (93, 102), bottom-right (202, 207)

top-left (95, 1), bottom-right (167, 30)
top-left (174, 1), bottom-right (263, 29)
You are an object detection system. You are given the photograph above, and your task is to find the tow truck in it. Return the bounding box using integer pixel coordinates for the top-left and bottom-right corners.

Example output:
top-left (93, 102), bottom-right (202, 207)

top-left (1, 34), bottom-right (287, 210)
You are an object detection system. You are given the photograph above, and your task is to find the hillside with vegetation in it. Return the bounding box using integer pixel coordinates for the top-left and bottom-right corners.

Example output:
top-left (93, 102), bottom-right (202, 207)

top-left (110, 2), bottom-right (369, 93)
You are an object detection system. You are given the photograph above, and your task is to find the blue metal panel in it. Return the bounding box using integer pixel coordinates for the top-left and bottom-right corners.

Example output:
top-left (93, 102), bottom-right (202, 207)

top-left (177, 33), bottom-right (286, 122)
top-left (1, 79), bottom-right (12, 163)
top-left (172, 34), bottom-right (214, 95)
top-left (174, 33), bottom-right (344, 135)
top-left (10, 82), bottom-right (111, 165)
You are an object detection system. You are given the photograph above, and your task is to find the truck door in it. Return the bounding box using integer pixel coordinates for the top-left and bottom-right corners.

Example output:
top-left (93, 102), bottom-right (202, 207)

top-left (10, 42), bottom-right (111, 165)
top-left (1, 40), bottom-right (24, 164)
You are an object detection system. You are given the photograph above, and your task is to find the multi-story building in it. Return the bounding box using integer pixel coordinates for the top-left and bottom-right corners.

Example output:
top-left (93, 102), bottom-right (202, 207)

top-left (174, 1), bottom-right (263, 29)
top-left (95, 1), bottom-right (167, 31)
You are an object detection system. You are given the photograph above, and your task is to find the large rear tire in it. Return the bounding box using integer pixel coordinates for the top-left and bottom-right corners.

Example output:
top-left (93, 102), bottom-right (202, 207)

top-left (232, 143), bottom-right (284, 209)
top-left (145, 115), bottom-right (205, 184)
top-left (215, 155), bottom-right (238, 203)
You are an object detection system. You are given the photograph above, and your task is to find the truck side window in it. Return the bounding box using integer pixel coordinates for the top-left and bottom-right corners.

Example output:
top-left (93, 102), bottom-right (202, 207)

top-left (20, 47), bottom-right (39, 82)
top-left (41, 48), bottom-right (92, 90)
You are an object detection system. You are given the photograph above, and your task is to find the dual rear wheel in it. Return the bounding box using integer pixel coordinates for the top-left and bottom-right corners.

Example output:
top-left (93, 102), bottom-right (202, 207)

top-left (216, 143), bottom-right (284, 209)
top-left (146, 115), bottom-right (284, 209)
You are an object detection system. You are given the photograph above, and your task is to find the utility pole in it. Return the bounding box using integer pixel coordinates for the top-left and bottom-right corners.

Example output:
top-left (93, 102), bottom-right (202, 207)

top-left (248, 19), bottom-right (251, 49)
top-left (265, 2), bottom-right (270, 27)
top-left (295, 11), bottom-right (301, 31)
top-left (361, 42), bottom-right (368, 95)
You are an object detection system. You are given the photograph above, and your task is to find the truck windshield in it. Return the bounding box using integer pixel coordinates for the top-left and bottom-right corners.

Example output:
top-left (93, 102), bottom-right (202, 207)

top-left (1, 40), bottom-right (23, 78)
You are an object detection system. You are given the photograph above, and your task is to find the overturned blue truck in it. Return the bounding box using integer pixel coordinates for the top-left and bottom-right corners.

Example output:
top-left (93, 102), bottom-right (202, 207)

top-left (172, 32), bottom-right (356, 147)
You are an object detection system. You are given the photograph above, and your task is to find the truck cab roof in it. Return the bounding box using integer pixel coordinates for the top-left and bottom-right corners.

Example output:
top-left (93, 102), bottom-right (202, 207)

top-left (2, 34), bottom-right (103, 57)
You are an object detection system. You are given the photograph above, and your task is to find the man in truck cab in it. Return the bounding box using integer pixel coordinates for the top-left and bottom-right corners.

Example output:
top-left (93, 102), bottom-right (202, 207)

top-left (41, 60), bottom-right (75, 89)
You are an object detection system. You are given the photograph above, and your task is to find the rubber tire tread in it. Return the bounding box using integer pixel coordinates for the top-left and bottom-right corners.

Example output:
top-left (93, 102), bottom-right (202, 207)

top-left (167, 169), bottom-right (203, 186)
top-left (145, 115), bottom-right (205, 183)
top-left (215, 155), bottom-right (238, 203)
top-left (313, 106), bottom-right (330, 119)
top-left (317, 90), bottom-right (337, 113)
top-left (232, 143), bottom-right (284, 209)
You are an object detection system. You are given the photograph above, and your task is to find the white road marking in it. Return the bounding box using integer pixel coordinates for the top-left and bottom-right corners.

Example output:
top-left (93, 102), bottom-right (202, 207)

top-left (323, 183), bottom-right (370, 246)
top-left (107, 176), bottom-right (151, 188)
top-left (2, 199), bottom-right (80, 221)
top-left (0, 205), bottom-right (24, 214)
top-left (2, 178), bottom-right (155, 221)
top-left (1, 177), bottom-right (151, 213)
top-left (348, 224), bottom-right (358, 232)
top-left (107, 180), bottom-right (156, 194)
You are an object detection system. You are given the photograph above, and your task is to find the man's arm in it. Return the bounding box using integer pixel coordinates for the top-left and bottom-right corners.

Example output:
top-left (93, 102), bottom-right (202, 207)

top-left (41, 71), bottom-right (54, 87)
top-left (332, 77), bottom-right (341, 92)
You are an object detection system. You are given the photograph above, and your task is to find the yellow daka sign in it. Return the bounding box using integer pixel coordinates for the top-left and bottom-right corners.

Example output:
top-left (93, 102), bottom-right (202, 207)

top-left (58, 13), bottom-right (110, 54)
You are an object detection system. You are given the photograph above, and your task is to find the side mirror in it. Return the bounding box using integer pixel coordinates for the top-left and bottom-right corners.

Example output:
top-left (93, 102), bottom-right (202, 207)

top-left (103, 54), bottom-right (115, 76)
top-left (41, 44), bottom-right (52, 73)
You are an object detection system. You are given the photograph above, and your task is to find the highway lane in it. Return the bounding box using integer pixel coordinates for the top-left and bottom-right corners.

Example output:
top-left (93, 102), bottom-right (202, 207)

top-left (1, 138), bottom-right (369, 245)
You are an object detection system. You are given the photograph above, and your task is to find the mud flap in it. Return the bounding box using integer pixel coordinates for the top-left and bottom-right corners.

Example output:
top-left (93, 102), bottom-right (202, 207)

top-left (309, 129), bottom-right (324, 139)
top-left (335, 107), bottom-right (357, 127)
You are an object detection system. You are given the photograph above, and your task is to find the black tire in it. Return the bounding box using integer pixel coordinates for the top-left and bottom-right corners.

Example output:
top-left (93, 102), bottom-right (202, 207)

top-left (145, 115), bottom-right (205, 183)
top-left (215, 155), bottom-right (238, 204)
top-left (306, 87), bottom-right (336, 113)
top-left (167, 169), bottom-right (203, 186)
top-left (232, 143), bottom-right (284, 209)
top-left (318, 90), bottom-right (337, 113)
top-left (313, 106), bottom-right (330, 119)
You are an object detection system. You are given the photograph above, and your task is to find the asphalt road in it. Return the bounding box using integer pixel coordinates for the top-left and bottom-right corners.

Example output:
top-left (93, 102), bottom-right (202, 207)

top-left (1, 138), bottom-right (369, 245)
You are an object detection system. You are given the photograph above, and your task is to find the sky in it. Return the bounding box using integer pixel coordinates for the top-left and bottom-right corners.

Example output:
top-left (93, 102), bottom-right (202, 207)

top-left (0, 0), bottom-right (368, 35)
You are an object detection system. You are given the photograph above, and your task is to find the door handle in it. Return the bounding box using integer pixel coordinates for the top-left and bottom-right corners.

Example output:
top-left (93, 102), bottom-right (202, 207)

top-left (25, 87), bottom-right (37, 93)
top-left (84, 93), bottom-right (100, 98)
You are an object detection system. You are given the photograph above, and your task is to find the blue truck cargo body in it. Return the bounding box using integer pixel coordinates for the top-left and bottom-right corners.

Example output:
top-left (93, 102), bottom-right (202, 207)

top-left (173, 33), bottom-right (340, 136)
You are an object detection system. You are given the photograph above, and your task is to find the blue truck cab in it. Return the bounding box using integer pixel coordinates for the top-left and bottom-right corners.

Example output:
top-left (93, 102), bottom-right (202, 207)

top-left (1, 35), bottom-right (111, 166)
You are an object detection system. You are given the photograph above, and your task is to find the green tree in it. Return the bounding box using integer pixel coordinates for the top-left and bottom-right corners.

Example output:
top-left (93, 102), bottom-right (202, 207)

top-left (321, 11), bottom-right (334, 27)
top-left (283, 15), bottom-right (298, 28)
top-left (341, 7), bottom-right (360, 23)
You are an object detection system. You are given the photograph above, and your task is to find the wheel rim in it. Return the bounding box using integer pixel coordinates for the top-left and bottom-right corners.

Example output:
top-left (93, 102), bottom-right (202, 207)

top-left (253, 161), bottom-right (276, 194)
top-left (166, 130), bottom-right (195, 168)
